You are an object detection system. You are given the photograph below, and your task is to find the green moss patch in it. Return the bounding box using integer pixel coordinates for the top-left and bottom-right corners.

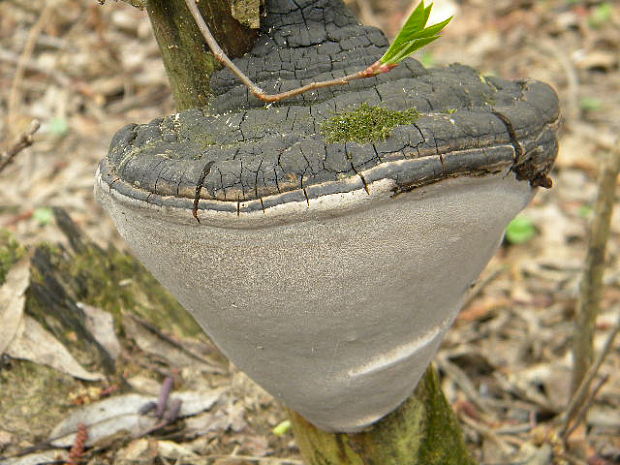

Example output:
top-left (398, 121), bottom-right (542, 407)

top-left (0, 360), bottom-right (80, 441)
top-left (0, 229), bottom-right (26, 285)
top-left (320, 103), bottom-right (420, 144)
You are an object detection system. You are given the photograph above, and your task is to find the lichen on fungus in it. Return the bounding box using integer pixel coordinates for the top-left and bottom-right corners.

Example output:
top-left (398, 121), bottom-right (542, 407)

top-left (320, 103), bottom-right (420, 144)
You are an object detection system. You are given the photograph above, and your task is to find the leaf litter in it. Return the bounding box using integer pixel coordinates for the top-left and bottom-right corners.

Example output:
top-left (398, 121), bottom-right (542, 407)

top-left (0, 0), bottom-right (618, 463)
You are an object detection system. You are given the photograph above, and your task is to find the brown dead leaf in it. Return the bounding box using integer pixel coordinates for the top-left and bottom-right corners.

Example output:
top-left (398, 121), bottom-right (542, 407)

top-left (0, 258), bottom-right (29, 354)
top-left (78, 302), bottom-right (121, 360)
top-left (0, 450), bottom-right (68, 465)
top-left (123, 315), bottom-right (225, 373)
top-left (458, 296), bottom-right (511, 322)
top-left (115, 438), bottom-right (158, 464)
top-left (50, 389), bottom-right (225, 447)
top-left (6, 316), bottom-right (104, 382)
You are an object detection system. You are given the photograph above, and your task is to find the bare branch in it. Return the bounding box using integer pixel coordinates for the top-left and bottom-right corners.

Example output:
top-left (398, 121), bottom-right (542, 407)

top-left (0, 120), bottom-right (41, 175)
top-left (561, 313), bottom-right (620, 438)
top-left (571, 146), bottom-right (620, 392)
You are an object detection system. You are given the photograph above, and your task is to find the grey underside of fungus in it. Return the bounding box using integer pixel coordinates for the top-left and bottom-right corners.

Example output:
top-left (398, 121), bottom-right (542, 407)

top-left (96, 0), bottom-right (559, 432)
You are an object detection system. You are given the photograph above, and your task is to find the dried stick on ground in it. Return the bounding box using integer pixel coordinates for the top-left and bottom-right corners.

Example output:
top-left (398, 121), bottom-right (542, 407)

top-left (563, 374), bottom-right (609, 441)
top-left (0, 120), bottom-right (41, 175)
top-left (7, 4), bottom-right (53, 137)
top-left (571, 148), bottom-right (620, 393)
top-left (561, 314), bottom-right (620, 439)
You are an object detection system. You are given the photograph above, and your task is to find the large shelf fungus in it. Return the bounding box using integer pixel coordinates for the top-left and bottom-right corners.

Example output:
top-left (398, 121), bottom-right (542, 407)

top-left (95, 0), bottom-right (559, 433)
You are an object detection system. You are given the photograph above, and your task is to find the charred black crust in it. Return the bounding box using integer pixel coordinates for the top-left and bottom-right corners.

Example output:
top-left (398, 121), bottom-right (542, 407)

top-left (100, 0), bottom-right (560, 210)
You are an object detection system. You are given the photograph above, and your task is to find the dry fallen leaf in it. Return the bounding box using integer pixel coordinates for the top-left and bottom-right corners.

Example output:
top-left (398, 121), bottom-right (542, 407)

top-left (0, 450), bottom-right (68, 465)
top-left (0, 259), bottom-right (30, 354)
top-left (50, 388), bottom-right (226, 447)
top-left (78, 302), bottom-right (122, 360)
top-left (6, 316), bottom-right (104, 382)
top-left (123, 315), bottom-right (224, 373)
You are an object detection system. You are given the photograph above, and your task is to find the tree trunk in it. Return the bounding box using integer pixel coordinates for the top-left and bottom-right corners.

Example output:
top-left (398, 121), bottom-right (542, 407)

top-left (289, 366), bottom-right (476, 465)
top-left (146, 0), bottom-right (257, 111)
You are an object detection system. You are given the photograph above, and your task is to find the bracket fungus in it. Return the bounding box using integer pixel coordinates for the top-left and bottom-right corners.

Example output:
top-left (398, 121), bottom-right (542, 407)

top-left (95, 0), bottom-right (559, 433)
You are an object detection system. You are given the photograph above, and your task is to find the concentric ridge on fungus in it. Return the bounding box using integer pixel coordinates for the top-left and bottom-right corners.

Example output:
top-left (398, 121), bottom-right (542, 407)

top-left (98, 0), bottom-right (560, 215)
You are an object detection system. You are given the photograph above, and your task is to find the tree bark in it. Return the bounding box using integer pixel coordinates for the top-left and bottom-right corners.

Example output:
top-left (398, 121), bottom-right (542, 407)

top-left (289, 366), bottom-right (476, 465)
top-left (145, 0), bottom-right (257, 111)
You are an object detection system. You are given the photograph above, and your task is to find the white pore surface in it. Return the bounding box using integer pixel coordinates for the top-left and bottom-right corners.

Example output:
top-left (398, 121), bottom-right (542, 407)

top-left (96, 172), bottom-right (534, 432)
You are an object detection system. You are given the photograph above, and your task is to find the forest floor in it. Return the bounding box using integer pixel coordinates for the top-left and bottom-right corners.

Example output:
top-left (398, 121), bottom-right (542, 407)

top-left (0, 0), bottom-right (618, 464)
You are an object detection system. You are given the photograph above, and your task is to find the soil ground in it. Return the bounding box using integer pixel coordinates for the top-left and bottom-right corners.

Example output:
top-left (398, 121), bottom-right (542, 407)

top-left (0, 0), bottom-right (618, 464)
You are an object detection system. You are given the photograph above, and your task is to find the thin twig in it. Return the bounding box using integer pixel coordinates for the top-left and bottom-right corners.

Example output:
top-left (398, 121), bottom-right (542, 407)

top-left (461, 266), bottom-right (503, 310)
top-left (562, 374), bottom-right (609, 441)
top-left (560, 314), bottom-right (620, 437)
top-left (460, 414), bottom-right (516, 453)
top-left (0, 49), bottom-right (70, 87)
top-left (127, 314), bottom-right (225, 372)
top-left (436, 354), bottom-right (493, 414)
top-left (0, 119), bottom-right (41, 175)
top-left (571, 147), bottom-right (620, 392)
top-left (539, 39), bottom-right (579, 123)
top-left (7, 3), bottom-right (53, 137)
top-left (182, 0), bottom-right (392, 103)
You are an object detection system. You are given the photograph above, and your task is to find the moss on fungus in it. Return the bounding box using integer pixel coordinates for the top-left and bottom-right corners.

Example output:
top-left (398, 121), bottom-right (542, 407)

top-left (320, 103), bottom-right (420, 144)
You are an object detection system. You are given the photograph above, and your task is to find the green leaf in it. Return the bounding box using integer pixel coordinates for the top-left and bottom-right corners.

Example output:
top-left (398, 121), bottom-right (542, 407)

top-left (505, 216), bottom-right (537, 245)
top-left (273, 419), bottom-right (291, 436)
top-left (33, 207), bottom-right (54, 226)
top-left (589, 2), bottom-right (613, 29)
top-left (578, 205), bottom-right (593, 218)
top-left (579, 97), bottom-right (603, 112)
top-left (380, 1), bottom-right (452, 66)
top-left (385, 37), bottom-right (439, 64)
top-left (49, 117), bottom-right (69, 136)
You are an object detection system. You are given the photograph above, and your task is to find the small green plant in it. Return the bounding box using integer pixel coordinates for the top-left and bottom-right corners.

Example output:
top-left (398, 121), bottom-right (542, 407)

top-left (321, 103), bottom-right (420, 144)
top-left (580, 97), bottom-right (603, 112)
top-left (578, 204), bottom-right (593, 219)
top-left (379, 1), bottom-right (452, 68)
top-left (588, 2), bottom-right (613, 28)
top-left (505, 216), bottom-right (537, 245)
top-left (33, 207), bottom-right (54, 226)
top-left (48, 117), bottom-right (69, 137)
top-left (273, 419), bottom-right (292, 436)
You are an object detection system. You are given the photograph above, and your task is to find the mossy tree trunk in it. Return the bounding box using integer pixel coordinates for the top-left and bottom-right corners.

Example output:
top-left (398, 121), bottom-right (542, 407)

top-left (146, 0), bottom-right (257, 111)
top-left (289, 367), bottom-right (476, 465)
